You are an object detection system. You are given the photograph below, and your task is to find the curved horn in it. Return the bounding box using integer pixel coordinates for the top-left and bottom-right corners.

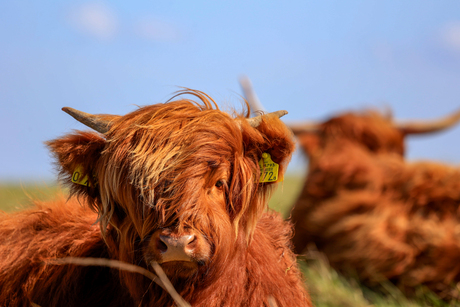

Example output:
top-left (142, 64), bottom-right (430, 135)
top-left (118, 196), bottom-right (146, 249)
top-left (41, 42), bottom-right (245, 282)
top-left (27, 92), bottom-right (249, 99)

top-left (246, 110), bottom-right (288, 127)
top-left (239, 76), bottom-right (265, 115)
top-left (395, 109), bottom-right (460, 135)
top-left (62, 107), bottom-right (112, 134)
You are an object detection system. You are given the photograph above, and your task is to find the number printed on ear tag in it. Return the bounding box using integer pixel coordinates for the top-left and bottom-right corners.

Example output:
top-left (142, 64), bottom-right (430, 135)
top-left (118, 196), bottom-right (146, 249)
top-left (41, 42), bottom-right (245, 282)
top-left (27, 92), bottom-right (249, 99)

top-left (71, 165), bottom-right (91, 187)
top-left (259, 153), bottom-right (281, 183)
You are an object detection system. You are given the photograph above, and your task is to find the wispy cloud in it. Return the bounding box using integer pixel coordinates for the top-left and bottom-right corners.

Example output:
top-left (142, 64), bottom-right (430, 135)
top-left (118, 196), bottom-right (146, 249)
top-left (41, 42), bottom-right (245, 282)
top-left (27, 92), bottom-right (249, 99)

top-left (68, 3), bottom-right (118, 40)
top-left (439, 21), bottom-right (460, 53)
top-left (134, 17), bottom-right (181, 42)
top-left (67, 4), bottom-right (181, 43)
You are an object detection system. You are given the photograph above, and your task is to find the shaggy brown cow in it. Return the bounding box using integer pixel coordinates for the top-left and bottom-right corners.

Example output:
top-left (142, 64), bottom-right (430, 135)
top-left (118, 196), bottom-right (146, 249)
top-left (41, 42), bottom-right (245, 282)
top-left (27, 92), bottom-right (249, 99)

top-left (289, 109), bottom-right (460, 298)
top-left (0, 90), bottom-right (312, 307)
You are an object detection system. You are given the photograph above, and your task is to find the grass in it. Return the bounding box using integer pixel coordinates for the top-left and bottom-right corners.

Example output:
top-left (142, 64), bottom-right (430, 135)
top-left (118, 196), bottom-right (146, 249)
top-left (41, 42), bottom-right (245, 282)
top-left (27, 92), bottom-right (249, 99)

top-left (300, 250), bottom-right (460, 307)
top-left (268, 174), bottom-right (306, 218)
top-left (1, 177), bottom-right (459, 307)
top-left (0, 182), bottom-right (61, 212)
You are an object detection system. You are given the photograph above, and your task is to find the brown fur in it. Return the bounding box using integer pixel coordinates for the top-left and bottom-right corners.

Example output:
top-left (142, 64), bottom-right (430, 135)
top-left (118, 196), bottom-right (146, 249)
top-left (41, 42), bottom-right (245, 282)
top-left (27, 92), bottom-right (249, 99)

top-left (0, 90), bottom-right (311, 306)
top-left (291, 110), bottom-right (460, 298)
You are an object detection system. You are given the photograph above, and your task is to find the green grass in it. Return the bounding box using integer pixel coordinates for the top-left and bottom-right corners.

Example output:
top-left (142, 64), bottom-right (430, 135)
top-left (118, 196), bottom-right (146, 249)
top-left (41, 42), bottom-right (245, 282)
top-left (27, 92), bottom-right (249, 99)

top-left (1, 177), bottom-right (459, 306)
top-left (0, 182), bottom-right (61, 212)
top-left (268, 174), bottom-right (305, 217)
top-left (300, 250), bottom-right (460, 307)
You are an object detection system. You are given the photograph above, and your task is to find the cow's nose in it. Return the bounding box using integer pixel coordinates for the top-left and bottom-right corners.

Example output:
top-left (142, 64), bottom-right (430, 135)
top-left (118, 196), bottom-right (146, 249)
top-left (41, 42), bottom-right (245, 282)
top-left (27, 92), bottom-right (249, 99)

top-left (157, 234), bottom-right (196, 263)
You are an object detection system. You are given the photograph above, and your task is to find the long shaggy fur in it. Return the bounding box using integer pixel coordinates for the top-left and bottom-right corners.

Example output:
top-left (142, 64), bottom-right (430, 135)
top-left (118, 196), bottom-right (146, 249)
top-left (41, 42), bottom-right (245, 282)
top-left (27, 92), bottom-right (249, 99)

top-left (291, 110), bottom-right (460, 299)
top-left (0, 90), bottom-right (311, 306)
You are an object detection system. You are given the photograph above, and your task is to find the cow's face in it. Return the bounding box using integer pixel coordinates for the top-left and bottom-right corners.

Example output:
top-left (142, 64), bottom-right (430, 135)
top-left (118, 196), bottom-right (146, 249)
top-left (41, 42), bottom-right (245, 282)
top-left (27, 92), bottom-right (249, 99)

top-left (320, 112), bottom-right (405, 155)
top-left (293, 109), bottom-right (460, 160)
top-left (133, 137), bottom-right (231, 278)
top-left (46, 90), bottom-right (295, 279)
top-left (109, 114), bottom-right (237, 278)
top-left (294, 112), bottom-right (405, 158)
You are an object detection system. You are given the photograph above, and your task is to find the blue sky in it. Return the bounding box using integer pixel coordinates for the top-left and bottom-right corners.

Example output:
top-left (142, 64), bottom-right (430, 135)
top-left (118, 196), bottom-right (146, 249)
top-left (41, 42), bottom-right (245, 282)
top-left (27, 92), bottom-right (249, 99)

top-left (1, 1), bottom-right (460, 182)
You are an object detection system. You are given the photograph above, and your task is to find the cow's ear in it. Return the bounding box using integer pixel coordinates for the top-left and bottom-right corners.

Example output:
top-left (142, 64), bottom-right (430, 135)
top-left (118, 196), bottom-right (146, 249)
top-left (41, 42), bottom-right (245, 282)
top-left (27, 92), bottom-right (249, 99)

top-left (231, 115), bottom-right (295, 238)
top-left (240, 115), bottom-right (296, 185)
top-left (45, 131), bottom-right (106, 202)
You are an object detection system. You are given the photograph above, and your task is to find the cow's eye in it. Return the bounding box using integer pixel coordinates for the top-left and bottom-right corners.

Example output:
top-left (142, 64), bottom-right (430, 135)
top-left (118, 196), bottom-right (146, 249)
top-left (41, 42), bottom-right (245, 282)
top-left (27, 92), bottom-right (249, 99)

top-left (215, 180), bottom-right (224, 188)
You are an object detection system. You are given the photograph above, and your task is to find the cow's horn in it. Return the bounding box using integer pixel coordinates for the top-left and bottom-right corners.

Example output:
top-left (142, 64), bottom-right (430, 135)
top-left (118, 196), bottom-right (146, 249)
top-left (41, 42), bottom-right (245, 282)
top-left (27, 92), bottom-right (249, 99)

top-left (62, 107), bottom-right (112, 134)
top-left (395, 109), bottom-right (460, 134)
top-left (246, 110), bottom-right (288, 127)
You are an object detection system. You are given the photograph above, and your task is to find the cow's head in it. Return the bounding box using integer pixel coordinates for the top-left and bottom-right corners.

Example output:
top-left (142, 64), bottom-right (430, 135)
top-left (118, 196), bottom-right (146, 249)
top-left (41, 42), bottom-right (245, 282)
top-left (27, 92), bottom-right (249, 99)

top-left (46, 90), bottom-right (294, 288)
top-left (289, 109), bottom-right (460, 157)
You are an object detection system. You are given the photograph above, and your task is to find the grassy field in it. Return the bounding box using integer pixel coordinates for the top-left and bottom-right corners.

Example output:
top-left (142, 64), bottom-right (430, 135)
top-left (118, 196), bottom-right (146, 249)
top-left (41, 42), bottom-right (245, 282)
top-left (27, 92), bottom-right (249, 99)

top-left (1, 178), bottom-right (459, 306)
top-left (0, 182), bottom-right (61, 212)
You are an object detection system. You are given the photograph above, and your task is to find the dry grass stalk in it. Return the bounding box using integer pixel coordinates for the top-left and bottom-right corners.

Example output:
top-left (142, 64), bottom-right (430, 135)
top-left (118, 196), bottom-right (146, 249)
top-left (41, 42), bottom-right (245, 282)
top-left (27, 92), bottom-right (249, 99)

top-left (268, 296), bottom-right (279, 307)
top-left (150, 261), bottom-right (191, 307)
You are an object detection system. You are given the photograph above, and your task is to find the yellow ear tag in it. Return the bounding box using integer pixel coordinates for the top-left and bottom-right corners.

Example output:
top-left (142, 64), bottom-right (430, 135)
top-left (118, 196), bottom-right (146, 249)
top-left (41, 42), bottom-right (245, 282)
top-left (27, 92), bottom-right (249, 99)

top-left (259, 153), bottom-right (282, 183)
top-left (71, 165), bottom-right (91, 187)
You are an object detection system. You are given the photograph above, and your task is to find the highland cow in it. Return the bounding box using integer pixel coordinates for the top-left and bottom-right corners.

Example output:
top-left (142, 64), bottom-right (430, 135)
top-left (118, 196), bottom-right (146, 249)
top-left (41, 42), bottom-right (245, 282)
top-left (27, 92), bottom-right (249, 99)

top-left (289, 109), bottom-right (460, 298)
top-left (0, 90), bottom-right (312, 307)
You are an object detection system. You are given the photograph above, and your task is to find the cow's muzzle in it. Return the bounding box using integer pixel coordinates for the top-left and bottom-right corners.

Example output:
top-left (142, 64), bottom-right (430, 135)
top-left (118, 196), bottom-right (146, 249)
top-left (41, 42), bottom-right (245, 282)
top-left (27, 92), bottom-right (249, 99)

top-left (157, 233), bottom-right (195, 262)
top-left (151, 228), bottom-right (210, 265)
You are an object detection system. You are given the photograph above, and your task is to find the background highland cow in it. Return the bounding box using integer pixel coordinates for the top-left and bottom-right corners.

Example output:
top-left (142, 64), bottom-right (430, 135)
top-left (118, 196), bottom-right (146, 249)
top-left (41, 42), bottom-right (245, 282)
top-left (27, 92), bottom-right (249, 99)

top-left (288, 109), bottom-right (460, 299)
top-left (0, 91), bottom-right (311, 307)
